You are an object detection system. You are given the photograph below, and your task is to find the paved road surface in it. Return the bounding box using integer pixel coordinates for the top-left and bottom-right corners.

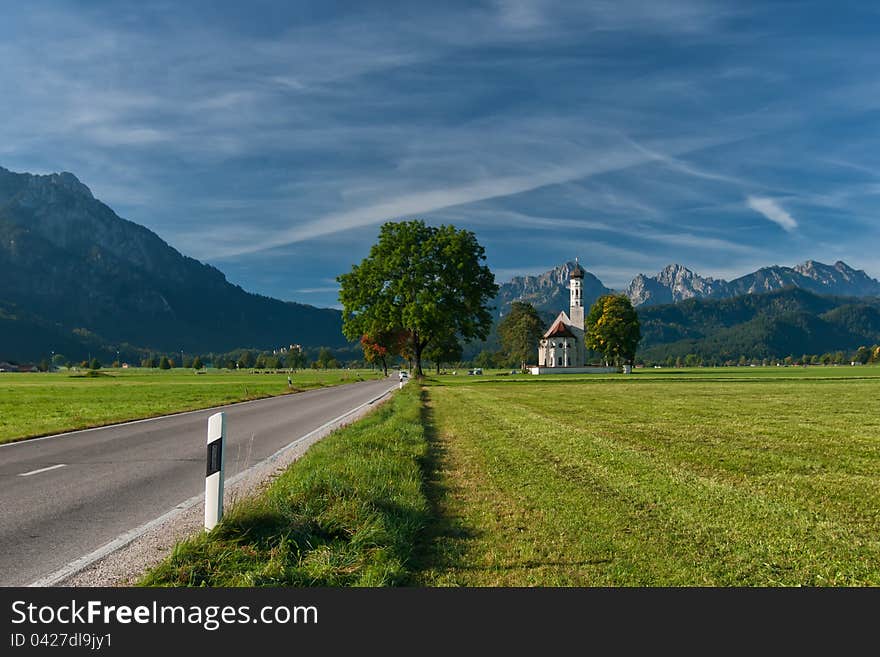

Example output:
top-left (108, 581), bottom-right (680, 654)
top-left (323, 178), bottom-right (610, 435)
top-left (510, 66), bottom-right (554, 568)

top-left (0, 377), bottom-right (397, 586)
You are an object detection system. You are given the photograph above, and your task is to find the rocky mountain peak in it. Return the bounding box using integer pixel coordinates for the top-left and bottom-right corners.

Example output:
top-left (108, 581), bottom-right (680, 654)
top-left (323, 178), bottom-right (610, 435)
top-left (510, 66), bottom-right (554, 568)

top-left (626, 264), bottom-right (727, 306)
top-left (496, 260), bottom-right (611, 318)
top-left (790, 259), bottom-right (880, 296)
top-left (48, 171), bottom-right (94, 199)
top-left (655, 263), bottom-right (695, 285)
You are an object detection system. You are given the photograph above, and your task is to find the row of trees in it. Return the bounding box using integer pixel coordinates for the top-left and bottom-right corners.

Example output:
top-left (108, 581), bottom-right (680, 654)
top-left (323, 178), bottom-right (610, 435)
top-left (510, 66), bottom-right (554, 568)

top-left (40, 346), bottom-right (366, 372)
top-left (643, 345), bottom-right (880, 368)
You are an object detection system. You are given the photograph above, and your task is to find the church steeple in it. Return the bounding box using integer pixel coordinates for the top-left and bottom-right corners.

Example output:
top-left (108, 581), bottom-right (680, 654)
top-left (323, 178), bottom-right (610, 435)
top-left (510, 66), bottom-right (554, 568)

top-left (569, 257), bottom-right (585, 330)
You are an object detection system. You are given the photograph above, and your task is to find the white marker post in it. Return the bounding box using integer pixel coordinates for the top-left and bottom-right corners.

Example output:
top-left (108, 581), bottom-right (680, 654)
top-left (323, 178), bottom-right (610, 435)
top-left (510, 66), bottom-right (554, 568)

top-left (204, 412), bottom-right (226, 531)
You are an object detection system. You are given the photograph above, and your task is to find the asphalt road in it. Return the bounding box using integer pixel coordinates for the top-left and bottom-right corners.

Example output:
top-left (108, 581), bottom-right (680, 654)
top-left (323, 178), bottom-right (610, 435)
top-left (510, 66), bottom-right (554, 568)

top-left (0, 377), bottom-right (397, 586)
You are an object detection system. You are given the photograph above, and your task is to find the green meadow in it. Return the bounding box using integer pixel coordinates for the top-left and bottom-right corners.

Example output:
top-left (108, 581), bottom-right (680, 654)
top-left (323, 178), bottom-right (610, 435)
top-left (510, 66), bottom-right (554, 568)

top-left (141, 365), bottom-right (880, 587)
top-left (414, 365), bottom-right (880, 585)
top-left (0, 368), bottom-right (383, 444)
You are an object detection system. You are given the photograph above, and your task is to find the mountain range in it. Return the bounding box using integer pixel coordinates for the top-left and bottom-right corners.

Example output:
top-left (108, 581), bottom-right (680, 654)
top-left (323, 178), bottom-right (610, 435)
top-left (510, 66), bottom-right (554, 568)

top-left (1, 164), bottom-right (878, 363)
top-left (0, 166), bottom-right (345, 361)
top-left (490, 260), bottom-right (880, 362)
top-left (496, 259), bottom-right (880, 317)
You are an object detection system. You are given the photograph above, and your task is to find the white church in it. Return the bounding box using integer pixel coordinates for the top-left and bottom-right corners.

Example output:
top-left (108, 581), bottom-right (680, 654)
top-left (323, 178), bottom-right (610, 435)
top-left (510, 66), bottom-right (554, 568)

top-left (530, 260), bottom-right (616, 375)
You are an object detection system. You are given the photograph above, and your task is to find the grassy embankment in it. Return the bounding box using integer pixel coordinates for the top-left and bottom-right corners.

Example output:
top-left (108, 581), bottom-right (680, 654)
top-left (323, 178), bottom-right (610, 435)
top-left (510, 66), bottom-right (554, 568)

top-left (141, 366), bottom-right (880, 586)
top-left (0, 368), bottom-right (381, 444)
top-left (140, 384), bottom-right (428, 586)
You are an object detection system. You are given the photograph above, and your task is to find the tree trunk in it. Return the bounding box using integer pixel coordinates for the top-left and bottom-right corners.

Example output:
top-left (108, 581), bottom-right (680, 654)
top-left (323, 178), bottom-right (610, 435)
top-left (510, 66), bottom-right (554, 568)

top-left (380, 356), bottom-right (388, 377)
top-left (413, 336), bottom-right (425, 377)
top-left (436, 360), bottom-right (440, 375)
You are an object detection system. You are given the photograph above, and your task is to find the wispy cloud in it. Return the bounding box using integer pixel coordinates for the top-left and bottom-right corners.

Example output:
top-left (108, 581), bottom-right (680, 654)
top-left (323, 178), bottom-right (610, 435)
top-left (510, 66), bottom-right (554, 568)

top-left (1, 2), bottom-right (878, 308)
top-left (746, 196), bottom-right (798, 232)
top-left (293, 286), bottom-right (339, 294)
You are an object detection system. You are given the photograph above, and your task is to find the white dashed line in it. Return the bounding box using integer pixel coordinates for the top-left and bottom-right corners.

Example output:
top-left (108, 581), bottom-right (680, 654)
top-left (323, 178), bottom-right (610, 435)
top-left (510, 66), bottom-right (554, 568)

top-left (19, 464), bottom-right (67, 477)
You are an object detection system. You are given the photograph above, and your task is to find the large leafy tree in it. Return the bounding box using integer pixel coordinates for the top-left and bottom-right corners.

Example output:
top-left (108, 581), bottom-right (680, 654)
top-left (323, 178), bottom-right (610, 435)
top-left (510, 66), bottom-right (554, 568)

top-left (586, 294), bottom-right (641, 366)
top-left (498, 301), bottom-right (544, 370)
top-left (338, 220), bottom-right (498, 376)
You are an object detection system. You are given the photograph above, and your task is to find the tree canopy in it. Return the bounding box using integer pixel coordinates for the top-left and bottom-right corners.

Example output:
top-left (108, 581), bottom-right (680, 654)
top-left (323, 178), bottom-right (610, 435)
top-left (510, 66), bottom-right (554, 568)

top-left (497, 301), bottom-right (544, 369)
top-left (338, 220), bottom-right (497, 376)
top-left (586, 294), bottom-right (641, 366)
top-left (360, 330), bottom-right (408, 376)
top-left (424, 329), bottom-right (463, 374)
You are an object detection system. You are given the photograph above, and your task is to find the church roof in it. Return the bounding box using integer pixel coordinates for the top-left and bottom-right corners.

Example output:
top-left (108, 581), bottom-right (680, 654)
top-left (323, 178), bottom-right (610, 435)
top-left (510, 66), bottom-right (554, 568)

top-left (570, 259), bottom-right (585, 279)
top-left (543, 317), bottom-right (575, 339)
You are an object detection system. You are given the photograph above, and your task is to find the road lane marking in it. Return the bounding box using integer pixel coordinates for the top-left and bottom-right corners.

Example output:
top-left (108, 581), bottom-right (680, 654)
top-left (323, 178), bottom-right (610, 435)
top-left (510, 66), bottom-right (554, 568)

top-left (19, 464), bottom-right (67, 477)
top-left (28, 382), bottom-right (398, 587)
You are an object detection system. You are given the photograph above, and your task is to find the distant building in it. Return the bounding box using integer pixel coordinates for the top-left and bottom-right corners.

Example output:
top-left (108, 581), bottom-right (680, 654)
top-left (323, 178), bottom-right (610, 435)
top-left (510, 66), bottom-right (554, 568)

top-left (532, 258), bottom-right (616, 375)
top-left (537, 259), bottom-right (586, 368)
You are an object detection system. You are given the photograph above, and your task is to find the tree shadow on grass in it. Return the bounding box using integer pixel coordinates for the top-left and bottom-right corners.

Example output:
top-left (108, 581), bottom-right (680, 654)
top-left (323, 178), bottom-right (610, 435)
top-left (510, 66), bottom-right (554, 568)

top-left (404, 387), bottom-right (478, 585)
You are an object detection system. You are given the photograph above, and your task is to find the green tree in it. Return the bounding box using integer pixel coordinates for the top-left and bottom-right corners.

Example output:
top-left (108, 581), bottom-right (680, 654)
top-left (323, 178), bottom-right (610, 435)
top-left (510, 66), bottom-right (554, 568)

top-left (192, 356), bottom-right (203, 370)
top-left (854, 346), bottom-right (872, 364)
top-left (159, 356), bottom-right (171, 370)
top-left (338, 220), bottom-right (498, 377)
top-left (585, 294), bottom-right (641, 367)
top-left (237, 351), bottom-right (255, 369)
top-left (38, 358), bottom-right (50, 372)
top-left (317, 347), bottom-right (334, 369)
top-left (424, 330), bottom-right (463, 374)
top-left (497, 301), bottom-right (544, 370)
top-left (473, 350), bottom-right (497, 370)
top-left (287, 350), bottom-right (306, 371)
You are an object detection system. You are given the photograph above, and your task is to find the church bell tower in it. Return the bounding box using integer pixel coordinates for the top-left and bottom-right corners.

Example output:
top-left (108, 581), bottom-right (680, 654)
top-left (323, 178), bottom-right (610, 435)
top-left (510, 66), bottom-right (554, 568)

top-left (569, 257), bottom-right (585, 331)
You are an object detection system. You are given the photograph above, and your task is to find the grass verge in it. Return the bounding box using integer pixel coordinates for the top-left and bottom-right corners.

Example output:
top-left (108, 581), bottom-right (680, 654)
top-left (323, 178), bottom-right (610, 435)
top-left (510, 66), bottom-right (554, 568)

top-left (139, 384), bottom-right (428, 586)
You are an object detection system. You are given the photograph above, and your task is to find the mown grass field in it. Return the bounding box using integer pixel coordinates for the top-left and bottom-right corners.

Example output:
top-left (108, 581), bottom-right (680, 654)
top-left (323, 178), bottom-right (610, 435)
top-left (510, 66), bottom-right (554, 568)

top-left (140, 365), bottom-right (880, 587)
top-left (0, 368), bottom-right (383, 444)
top-left (414, 365), bottom-right (880, 585)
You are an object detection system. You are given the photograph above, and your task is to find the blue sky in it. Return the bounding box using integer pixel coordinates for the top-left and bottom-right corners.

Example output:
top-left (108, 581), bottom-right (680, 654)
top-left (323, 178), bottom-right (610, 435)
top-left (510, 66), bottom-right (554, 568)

top-left (2, 1), bottom-right (879, 308)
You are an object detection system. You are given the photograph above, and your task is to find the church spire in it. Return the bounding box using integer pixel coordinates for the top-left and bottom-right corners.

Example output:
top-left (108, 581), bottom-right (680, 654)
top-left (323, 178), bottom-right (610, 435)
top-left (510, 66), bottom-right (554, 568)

top-left (569, 258), bottom-right (585, 331)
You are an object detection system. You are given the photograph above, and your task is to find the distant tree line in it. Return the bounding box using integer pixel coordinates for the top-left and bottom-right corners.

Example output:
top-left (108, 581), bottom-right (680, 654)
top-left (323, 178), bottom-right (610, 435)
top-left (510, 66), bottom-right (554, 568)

top-left (33, 344), bottom-right (379, 372)
top-left (636, 345), bottom-right (880, 368)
